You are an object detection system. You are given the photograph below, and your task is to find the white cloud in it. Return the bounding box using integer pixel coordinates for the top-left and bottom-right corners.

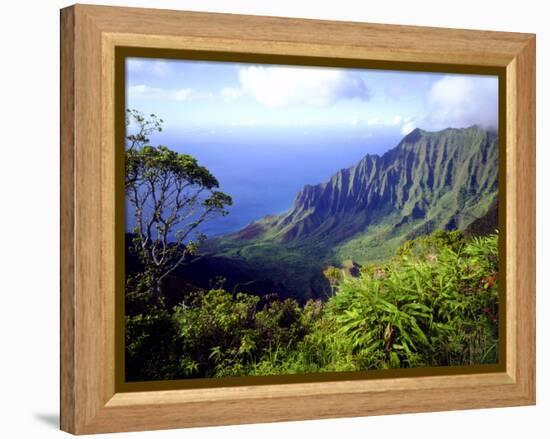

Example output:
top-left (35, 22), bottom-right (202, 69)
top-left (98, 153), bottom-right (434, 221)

top-left (426, 75), bottom-right (498, 130)
top-left (349, 116), bottom-right (401, 127)
top-left (230, 119), bottom-right (258, 127)
top-left (128, 84), bottom-right (209, 102)
top-left (220, 87), bottom-right (243, 101)
top-left (127, 84), bottom-right (235, 102)
top-left (238, 66), bottom-right (370, 108)
top-left (400, 121), bottom-right (416, 135)
top-left (128, 84), bottom-right (148, 93)
top-left (385, 115), bottom-right (403, 126)
top-left (396, 76), bottom-right (497, 135)
top-left (127, 84), bottom-right (165, 99)
top-left (173, 88), bottom-right (194, 101)
top-left (352, 115), bottom-right (408, 127)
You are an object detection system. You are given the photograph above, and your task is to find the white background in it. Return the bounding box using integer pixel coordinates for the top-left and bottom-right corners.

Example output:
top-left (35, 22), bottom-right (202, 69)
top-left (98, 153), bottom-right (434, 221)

top-left (0, 0), bottom-right (546, 437)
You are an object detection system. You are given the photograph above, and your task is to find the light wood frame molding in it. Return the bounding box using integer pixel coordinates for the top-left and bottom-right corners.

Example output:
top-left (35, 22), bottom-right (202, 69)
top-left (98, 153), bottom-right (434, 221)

top-left (60, 4), bottom-right (536, 434)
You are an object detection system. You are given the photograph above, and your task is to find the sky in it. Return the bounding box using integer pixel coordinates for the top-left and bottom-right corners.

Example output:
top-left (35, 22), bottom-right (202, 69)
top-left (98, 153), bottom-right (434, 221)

top-left (126, 57), bottom-right (499, 138)
top-left (125, 57), bottom-right (499, 238)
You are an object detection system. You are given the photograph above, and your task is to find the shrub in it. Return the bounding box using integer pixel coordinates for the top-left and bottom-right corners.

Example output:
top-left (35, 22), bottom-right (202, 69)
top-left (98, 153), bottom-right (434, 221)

top-left (329, 232), bottom-right (499, 369)
top-left (125, 230), bottom-right (500, 380)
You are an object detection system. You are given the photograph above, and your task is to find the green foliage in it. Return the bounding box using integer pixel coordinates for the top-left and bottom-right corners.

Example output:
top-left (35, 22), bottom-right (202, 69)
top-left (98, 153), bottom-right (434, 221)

top-left (126, 145), bottom-right (223, 191)
top-left (172, 290), bottom-right (260, 377)
top-left (332, 231), bottom-right (498, 369)
top-left (126, 230), bottom-right (500, 380)
top-left (323, 265), bottom-right (343, 297)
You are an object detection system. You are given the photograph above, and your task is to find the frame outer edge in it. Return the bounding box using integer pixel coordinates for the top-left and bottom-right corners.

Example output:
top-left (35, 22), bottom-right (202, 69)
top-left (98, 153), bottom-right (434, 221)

top-left (76, 4), bottom-right (107, 433)
top-left (60, 4), bottom-right (537, 434)
top-left (514, 36), bottom-right (536, 403)
top-left (60, 5), bottom-right (77, 434)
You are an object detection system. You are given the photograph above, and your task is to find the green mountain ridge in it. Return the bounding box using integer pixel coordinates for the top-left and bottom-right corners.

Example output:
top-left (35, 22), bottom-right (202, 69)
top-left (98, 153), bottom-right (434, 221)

top-left (200, 125), bottom-right (499, 299)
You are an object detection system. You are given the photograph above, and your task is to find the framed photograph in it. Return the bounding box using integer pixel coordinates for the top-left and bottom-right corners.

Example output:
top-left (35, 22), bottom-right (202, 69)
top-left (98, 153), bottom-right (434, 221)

top-left (60, 4), bottom-right (536, 434)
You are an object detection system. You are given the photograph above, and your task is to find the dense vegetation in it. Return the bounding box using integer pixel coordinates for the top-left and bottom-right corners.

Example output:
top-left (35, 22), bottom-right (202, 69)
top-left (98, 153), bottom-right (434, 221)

top-left (124, 111), bottom-right (500, 381)
top-left (126, 230), bottom-right (499, 381)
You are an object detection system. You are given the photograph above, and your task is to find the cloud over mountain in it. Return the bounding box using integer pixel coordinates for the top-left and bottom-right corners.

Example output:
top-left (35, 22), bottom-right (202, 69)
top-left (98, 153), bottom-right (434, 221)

top-left (426, 75), bottom-right (498, 129)
top-left (399, 74), bottom-right (498, 135)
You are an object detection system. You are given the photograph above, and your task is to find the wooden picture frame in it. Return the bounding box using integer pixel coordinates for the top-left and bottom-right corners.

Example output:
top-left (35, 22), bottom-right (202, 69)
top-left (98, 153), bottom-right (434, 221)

top-left (60, 4), bottom-right (536, 434)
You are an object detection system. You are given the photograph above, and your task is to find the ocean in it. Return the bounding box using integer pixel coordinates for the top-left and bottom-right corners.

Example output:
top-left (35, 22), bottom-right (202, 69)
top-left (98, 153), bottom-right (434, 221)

top-left (126, 126), bottom-right (401, 239)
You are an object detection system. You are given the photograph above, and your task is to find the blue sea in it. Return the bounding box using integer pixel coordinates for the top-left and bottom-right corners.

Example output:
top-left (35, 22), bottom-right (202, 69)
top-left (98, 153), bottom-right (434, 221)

top-left (126, 126), bottom-right (401, 239)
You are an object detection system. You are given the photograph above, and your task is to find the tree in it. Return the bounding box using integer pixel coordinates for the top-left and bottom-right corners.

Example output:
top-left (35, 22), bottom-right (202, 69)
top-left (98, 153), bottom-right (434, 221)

top-left (125, 110), bottom-right (232, 299)
top-left (125, 108), bottom-right (164, 152)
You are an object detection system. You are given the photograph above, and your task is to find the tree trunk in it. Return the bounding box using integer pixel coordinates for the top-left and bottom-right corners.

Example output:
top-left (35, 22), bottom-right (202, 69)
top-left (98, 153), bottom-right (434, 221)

top-left (151, 277), bottom-right (161, 299)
